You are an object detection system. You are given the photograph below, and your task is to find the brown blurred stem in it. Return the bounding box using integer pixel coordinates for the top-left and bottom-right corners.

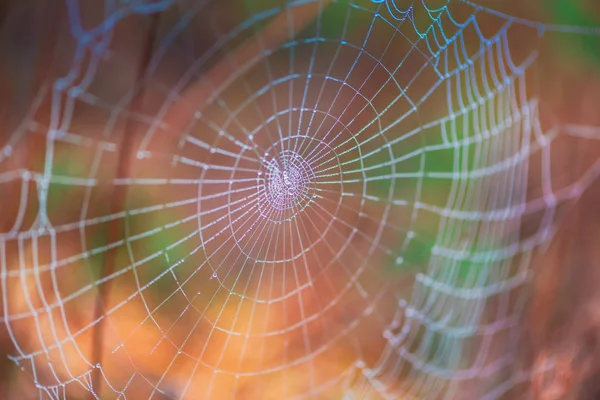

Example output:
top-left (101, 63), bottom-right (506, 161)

top-left (89, 14), bottom-right (160, 399)
top-left (88, 1), bottom-right (329, 397)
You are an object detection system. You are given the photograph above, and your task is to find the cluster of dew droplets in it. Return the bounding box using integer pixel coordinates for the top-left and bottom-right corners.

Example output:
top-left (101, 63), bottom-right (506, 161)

top-left (261, 150), bottom-right (314, 213)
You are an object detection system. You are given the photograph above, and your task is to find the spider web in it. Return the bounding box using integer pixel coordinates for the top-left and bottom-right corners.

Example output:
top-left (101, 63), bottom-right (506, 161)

top-left (1, 0), bottom-right (600, 399)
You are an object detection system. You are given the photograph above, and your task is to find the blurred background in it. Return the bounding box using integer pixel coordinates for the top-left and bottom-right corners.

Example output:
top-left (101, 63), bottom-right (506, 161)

top-left (0, 0), bottom-right (599, 399)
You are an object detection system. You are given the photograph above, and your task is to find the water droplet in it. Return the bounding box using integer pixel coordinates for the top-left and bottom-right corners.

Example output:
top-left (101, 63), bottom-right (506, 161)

top-left (69, 87), bottom-right (82, 97)
top-left (211, 272), bottom-right (217, 279)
